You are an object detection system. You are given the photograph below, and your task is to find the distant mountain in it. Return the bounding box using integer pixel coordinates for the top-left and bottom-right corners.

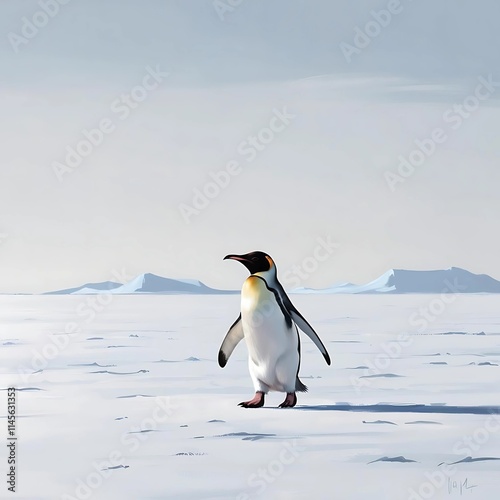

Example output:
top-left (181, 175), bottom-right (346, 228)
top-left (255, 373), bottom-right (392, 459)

top-left (293, 268), bottom-right (500, 294)
top-left (45, 273), bottom-right (236, 295)
top-left (110, 273), bottom-right (234, 294)
top-left (45, 281), bottom-right (123, 295)
top-left (41, 267), bottom-right (500, 295)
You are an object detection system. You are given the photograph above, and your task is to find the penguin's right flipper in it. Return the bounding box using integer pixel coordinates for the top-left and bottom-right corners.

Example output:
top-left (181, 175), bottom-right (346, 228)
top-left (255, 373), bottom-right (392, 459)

top-left (218, 314), bottom-right (244, 367)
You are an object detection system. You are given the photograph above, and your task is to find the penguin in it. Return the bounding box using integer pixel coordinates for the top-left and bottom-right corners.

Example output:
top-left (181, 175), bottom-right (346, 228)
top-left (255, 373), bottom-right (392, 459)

top-left (218, 251), bottom-right (330, 408)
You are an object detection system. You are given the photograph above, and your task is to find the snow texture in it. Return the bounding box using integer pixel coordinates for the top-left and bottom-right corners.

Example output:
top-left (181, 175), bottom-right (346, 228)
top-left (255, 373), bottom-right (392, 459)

top-left (1, 294), bottom-right (500, 499)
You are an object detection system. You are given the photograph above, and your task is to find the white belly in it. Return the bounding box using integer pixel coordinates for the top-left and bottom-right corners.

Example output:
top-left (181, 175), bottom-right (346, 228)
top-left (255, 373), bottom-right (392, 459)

top-left (240, 276), bottom-right (299, 392)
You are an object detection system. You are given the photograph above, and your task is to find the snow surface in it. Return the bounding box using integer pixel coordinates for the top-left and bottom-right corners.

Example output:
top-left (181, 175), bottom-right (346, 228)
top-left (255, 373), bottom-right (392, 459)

top-left (1, 294), bottom-right (500, 499)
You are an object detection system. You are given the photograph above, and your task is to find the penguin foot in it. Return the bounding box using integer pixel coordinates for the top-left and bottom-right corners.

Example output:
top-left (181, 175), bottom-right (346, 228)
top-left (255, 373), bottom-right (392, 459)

top-left (278, 392), bottom-right (297, 408)
top-left (238, 391), bottom-right (265, 408)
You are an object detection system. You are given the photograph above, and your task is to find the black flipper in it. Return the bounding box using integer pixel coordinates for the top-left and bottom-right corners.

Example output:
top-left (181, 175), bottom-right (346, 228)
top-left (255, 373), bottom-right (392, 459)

top-left (273, 280), bottom-right (331, 365)
top-left (218, 314), bottom-right (244, 367)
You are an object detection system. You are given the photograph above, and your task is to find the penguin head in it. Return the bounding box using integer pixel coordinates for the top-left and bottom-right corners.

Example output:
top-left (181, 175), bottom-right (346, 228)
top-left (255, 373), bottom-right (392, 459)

top-left (224, 251), bottom-right (276, 275)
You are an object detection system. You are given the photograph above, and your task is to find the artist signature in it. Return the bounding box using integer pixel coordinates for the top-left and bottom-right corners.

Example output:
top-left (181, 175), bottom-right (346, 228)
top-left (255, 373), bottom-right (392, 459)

top-left (448, 478), bottom-right (478, 495)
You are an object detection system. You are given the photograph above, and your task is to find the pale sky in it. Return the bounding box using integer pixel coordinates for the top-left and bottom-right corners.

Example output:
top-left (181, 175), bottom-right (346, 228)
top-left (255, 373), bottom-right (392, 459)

top-left (1, 0), bottom-right (500, 293)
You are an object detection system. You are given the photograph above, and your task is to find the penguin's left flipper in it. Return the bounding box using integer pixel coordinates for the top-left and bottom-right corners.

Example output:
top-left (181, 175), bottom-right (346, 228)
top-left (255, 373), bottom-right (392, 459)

top-left (275, 283), bottom-right (331, 365)
top-left (289, 309), bottom-right (330, 365)
top-left (218, 314), bottom-right (244, 367)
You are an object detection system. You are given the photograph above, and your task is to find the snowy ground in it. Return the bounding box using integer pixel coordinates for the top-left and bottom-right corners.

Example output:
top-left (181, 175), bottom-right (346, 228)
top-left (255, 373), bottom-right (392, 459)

top-left (1, 294), bottom-right (500, 500)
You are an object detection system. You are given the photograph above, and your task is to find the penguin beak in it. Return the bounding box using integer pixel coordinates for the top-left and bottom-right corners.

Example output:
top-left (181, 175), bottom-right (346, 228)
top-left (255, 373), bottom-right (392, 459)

top-left (223, 254), bottom-right (250, 264)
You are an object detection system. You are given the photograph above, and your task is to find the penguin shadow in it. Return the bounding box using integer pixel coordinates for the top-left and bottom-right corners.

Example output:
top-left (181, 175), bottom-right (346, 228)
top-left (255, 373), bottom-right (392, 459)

top-left (294, 403), bottom-right (500, 415)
